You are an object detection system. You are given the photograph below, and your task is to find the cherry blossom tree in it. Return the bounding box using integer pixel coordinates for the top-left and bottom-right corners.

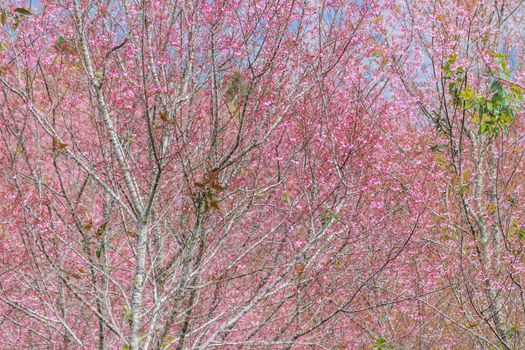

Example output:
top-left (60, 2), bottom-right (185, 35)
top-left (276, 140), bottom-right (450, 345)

top-left (0, 0), bottom-right (424, 349)
top-left (1, 0), bottom-right (525, 349)
top-left (387, 0), bottom-right (525, 348)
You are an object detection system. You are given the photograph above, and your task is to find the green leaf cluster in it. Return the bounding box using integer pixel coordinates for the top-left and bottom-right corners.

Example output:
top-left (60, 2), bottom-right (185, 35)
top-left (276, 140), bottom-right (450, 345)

top-left (509, 221), bottom-right (525, 240)
top-left (446, 53), bottom-right (523, 137)
top-left (320, 208), bottom-right (339, 227)
top-left (443, 54), bottom-right (466, 106)
top-left (0, 7), bottom-right (32, 54)
top-left (191, 170), bottom-right (225, 212)
top-left (373, 337), bottom-right (395, 350)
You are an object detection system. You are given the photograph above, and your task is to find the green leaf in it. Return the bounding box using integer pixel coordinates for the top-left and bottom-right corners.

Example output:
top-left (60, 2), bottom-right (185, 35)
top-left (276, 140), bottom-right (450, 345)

top-left (55, 36), bottom-right (77, 54)
top-left (435, 154), bottom-right (447, 167)
top-left (518, 229), bottom-right (525, 240)
top-left (430, 144), bottom-right (443, 152)
top-left (96, 241), bottom-right (105, 259)
top-left (96, 221), bottom-right (108, 238)
top-left (480, 121), bottom-right (489, 134)
top-left (320, 208), bottom-right (338, 226)
top-left (14, 8), bottom-right (32, 16)
top-left (373, 337), bottom-right (392, 350)
top-left (123, 306), bottom-right (133, 323)
top-left (56, 36), bottom-right (67, 46)
top-left (460, 86), bottom-right (475, 100)
top-left (510, 85), bottom-right (523, 103)
top-left (490, 80), bottom-right (502, 93)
